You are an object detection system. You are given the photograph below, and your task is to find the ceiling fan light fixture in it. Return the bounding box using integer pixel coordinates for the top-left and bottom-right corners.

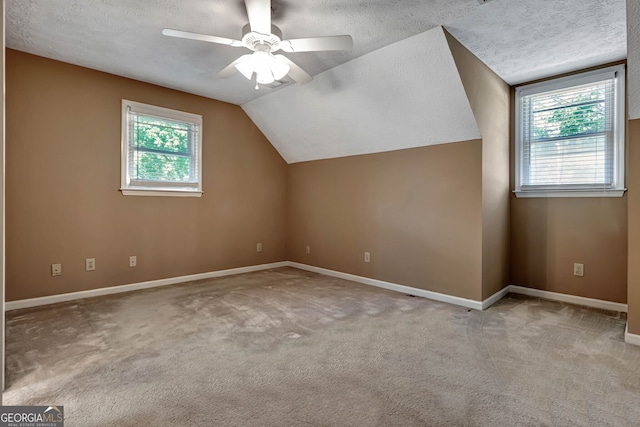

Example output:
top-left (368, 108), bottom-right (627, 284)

top-left (165, 0), bottom-right (352, 87)
top-left (256, 72), bottom-right (275, 85)
top-left (270, 56), bottom-right (290, 80)
top-left (235, 56), bottom-right (256, 80)
top-left (235, 51), bottom-right (290, 85)
top-left (253, 51), bottom-right (275, 81)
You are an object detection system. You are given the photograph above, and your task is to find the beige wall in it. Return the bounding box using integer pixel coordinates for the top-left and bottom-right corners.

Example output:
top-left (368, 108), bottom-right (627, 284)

top-left (445, 30), bottom-right (511, 299)
top-left (1, 0), bottom-right (5, 394)
top-left (286, 32), bottom-right (511, 303)
top-left (628, 0), bottom-right (640, 334)
top-left (511, 198), bottom-right (627, 303)
top-left (6, 48), bottom-right (627, 308)
top-left (287, 142), bottom-right (483, 301)
top-left (509, 68), bottom-right (628, 304)
top-left (6, 50), bottom-right (288, 301)
top-left (628, 119), bottom-right (640, 331)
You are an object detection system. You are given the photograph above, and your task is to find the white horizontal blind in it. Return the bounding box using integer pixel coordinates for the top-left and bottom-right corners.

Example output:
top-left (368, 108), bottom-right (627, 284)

top-left (127, 107), bottom-right (200, 189)
top-left (520, 77), bottom-right (615, 189)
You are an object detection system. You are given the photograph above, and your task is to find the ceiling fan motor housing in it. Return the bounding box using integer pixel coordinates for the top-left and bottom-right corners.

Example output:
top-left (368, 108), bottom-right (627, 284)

top-left (241, 23), bottom-right (284, 52)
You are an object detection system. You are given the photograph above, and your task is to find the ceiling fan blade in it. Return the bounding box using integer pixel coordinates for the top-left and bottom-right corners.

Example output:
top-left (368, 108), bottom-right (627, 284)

top-left (162, 29), bottom-right (244, 47)
top-left (245, 0), bottom-right (272, 35)
top-left (275, 55), bottom-right (312, 84)
top-left (279, 35), bottom-right (353, 53)
top-left (217, 55), bottom-right (252, 78)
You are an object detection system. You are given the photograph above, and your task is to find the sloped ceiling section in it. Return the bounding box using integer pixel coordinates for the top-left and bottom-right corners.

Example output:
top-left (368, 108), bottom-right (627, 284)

top-left (242, 26), bottom-right (480, 164)
top-left (628, 0), bottom-right (640, 120)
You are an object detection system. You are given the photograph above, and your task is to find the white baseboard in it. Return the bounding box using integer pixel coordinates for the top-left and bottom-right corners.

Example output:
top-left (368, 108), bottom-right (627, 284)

top-left (288, 262), bottom-right (485, 310)
top-left (481, 286), bottom-right (511, 310)
top-left (625, 322), bottom-right (640, 347)
top-left (5, 261), bottom-right (628, 316)
top-left (5, 262), bottom-right (288, 311)
top-left (286, 263), bottom-right (628, 314)
top-left (508, 285), bottom-right (627, 313)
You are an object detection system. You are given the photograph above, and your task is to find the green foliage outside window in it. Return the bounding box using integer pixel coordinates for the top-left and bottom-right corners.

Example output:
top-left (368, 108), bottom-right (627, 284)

top-left (133, 116), bottom-right (193, 182)
top-left (531, 86), bottom-right (606, 151)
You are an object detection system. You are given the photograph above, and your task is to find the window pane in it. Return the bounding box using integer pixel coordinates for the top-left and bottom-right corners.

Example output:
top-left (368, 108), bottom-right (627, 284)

top-left (134, 115), bottom-right (190, 154)
top-left (132, 152), bottom-right (193, 182)
top-left (531, 87), bottom-right (606, 141)
top-left (521, 77), bottom-right (615, 188)
top-left (122, 100), bottom-right (202, 195)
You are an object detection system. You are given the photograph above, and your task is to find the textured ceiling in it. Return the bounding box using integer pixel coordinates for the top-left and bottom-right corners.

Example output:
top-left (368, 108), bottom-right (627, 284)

top-left (447, 0), bottom-right (627, 85)
top-left (5, 0), bottom-right (628, 163)
top-left (6, 0), bottom-right (627, 106)
top-left (243, 27), bottom-right (480, 163)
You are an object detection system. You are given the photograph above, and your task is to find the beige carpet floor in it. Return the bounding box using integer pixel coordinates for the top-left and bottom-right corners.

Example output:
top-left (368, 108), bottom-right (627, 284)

top-left (3, 267), bottom-right (640, 426)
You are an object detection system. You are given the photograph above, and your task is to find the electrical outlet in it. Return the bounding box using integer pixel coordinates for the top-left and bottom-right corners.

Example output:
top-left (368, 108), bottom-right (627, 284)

top-left (574, 263), bottom-right (584, 277)
top-left (129, 256), bottom-right (137, 267)
top-left (257, 243), bottom-right (263, 252)
top-left (306, 245), bottom-right (311, 254)
top-left (51, 263), bottom-right (62, 277)
top-left (364, 252), bottom-right (371, 263)
top-left (86, 258), bottom-right (96, 272)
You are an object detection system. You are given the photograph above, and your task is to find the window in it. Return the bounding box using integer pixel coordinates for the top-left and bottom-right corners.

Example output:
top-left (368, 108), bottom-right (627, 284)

top-left (121, 100), bottom-right (202, 197)
top-left (514, 65), bottom-right (625, 198)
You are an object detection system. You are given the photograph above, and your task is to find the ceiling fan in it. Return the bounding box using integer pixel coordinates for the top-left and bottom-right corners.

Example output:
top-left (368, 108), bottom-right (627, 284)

top-left (162, 0), bottom-right (353, 89)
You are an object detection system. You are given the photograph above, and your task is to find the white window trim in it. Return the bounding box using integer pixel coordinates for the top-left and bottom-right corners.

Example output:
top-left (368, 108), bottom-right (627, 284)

top-left (514, 65), bottom-right (626, 198)
top-left (120, 100), bottom-right (203, 197)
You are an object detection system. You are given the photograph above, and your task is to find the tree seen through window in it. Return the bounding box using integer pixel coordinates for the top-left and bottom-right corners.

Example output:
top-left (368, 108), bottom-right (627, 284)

top-left (132, 115), bottom-right (193, 182)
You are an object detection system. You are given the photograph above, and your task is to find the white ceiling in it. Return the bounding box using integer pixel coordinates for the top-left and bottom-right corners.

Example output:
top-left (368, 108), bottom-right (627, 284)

top-left (5, 0), bottom-right (627, 162)
top-left (6, 0), bottom-right (626, 106)
top-left (449, 0), bottom-right (626, 85)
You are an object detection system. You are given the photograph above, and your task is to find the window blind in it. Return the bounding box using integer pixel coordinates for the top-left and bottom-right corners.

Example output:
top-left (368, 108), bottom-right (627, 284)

top-left (127, 107), bottom-right (200, 189)
top-left (520, 76), bottom-right (616, 190)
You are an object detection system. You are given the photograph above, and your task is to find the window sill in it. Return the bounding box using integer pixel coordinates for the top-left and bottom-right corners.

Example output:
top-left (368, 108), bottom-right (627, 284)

top-left (514, 189), bottom-right (626, 198)
top-left (120, 188), bottom-right (203, 197)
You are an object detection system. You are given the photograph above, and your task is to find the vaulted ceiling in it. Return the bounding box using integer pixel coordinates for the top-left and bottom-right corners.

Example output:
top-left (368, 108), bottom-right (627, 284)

top-left (243, 27), bottom-right (481, 163)
top-left (6, 0), bottom-right (627, 162)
